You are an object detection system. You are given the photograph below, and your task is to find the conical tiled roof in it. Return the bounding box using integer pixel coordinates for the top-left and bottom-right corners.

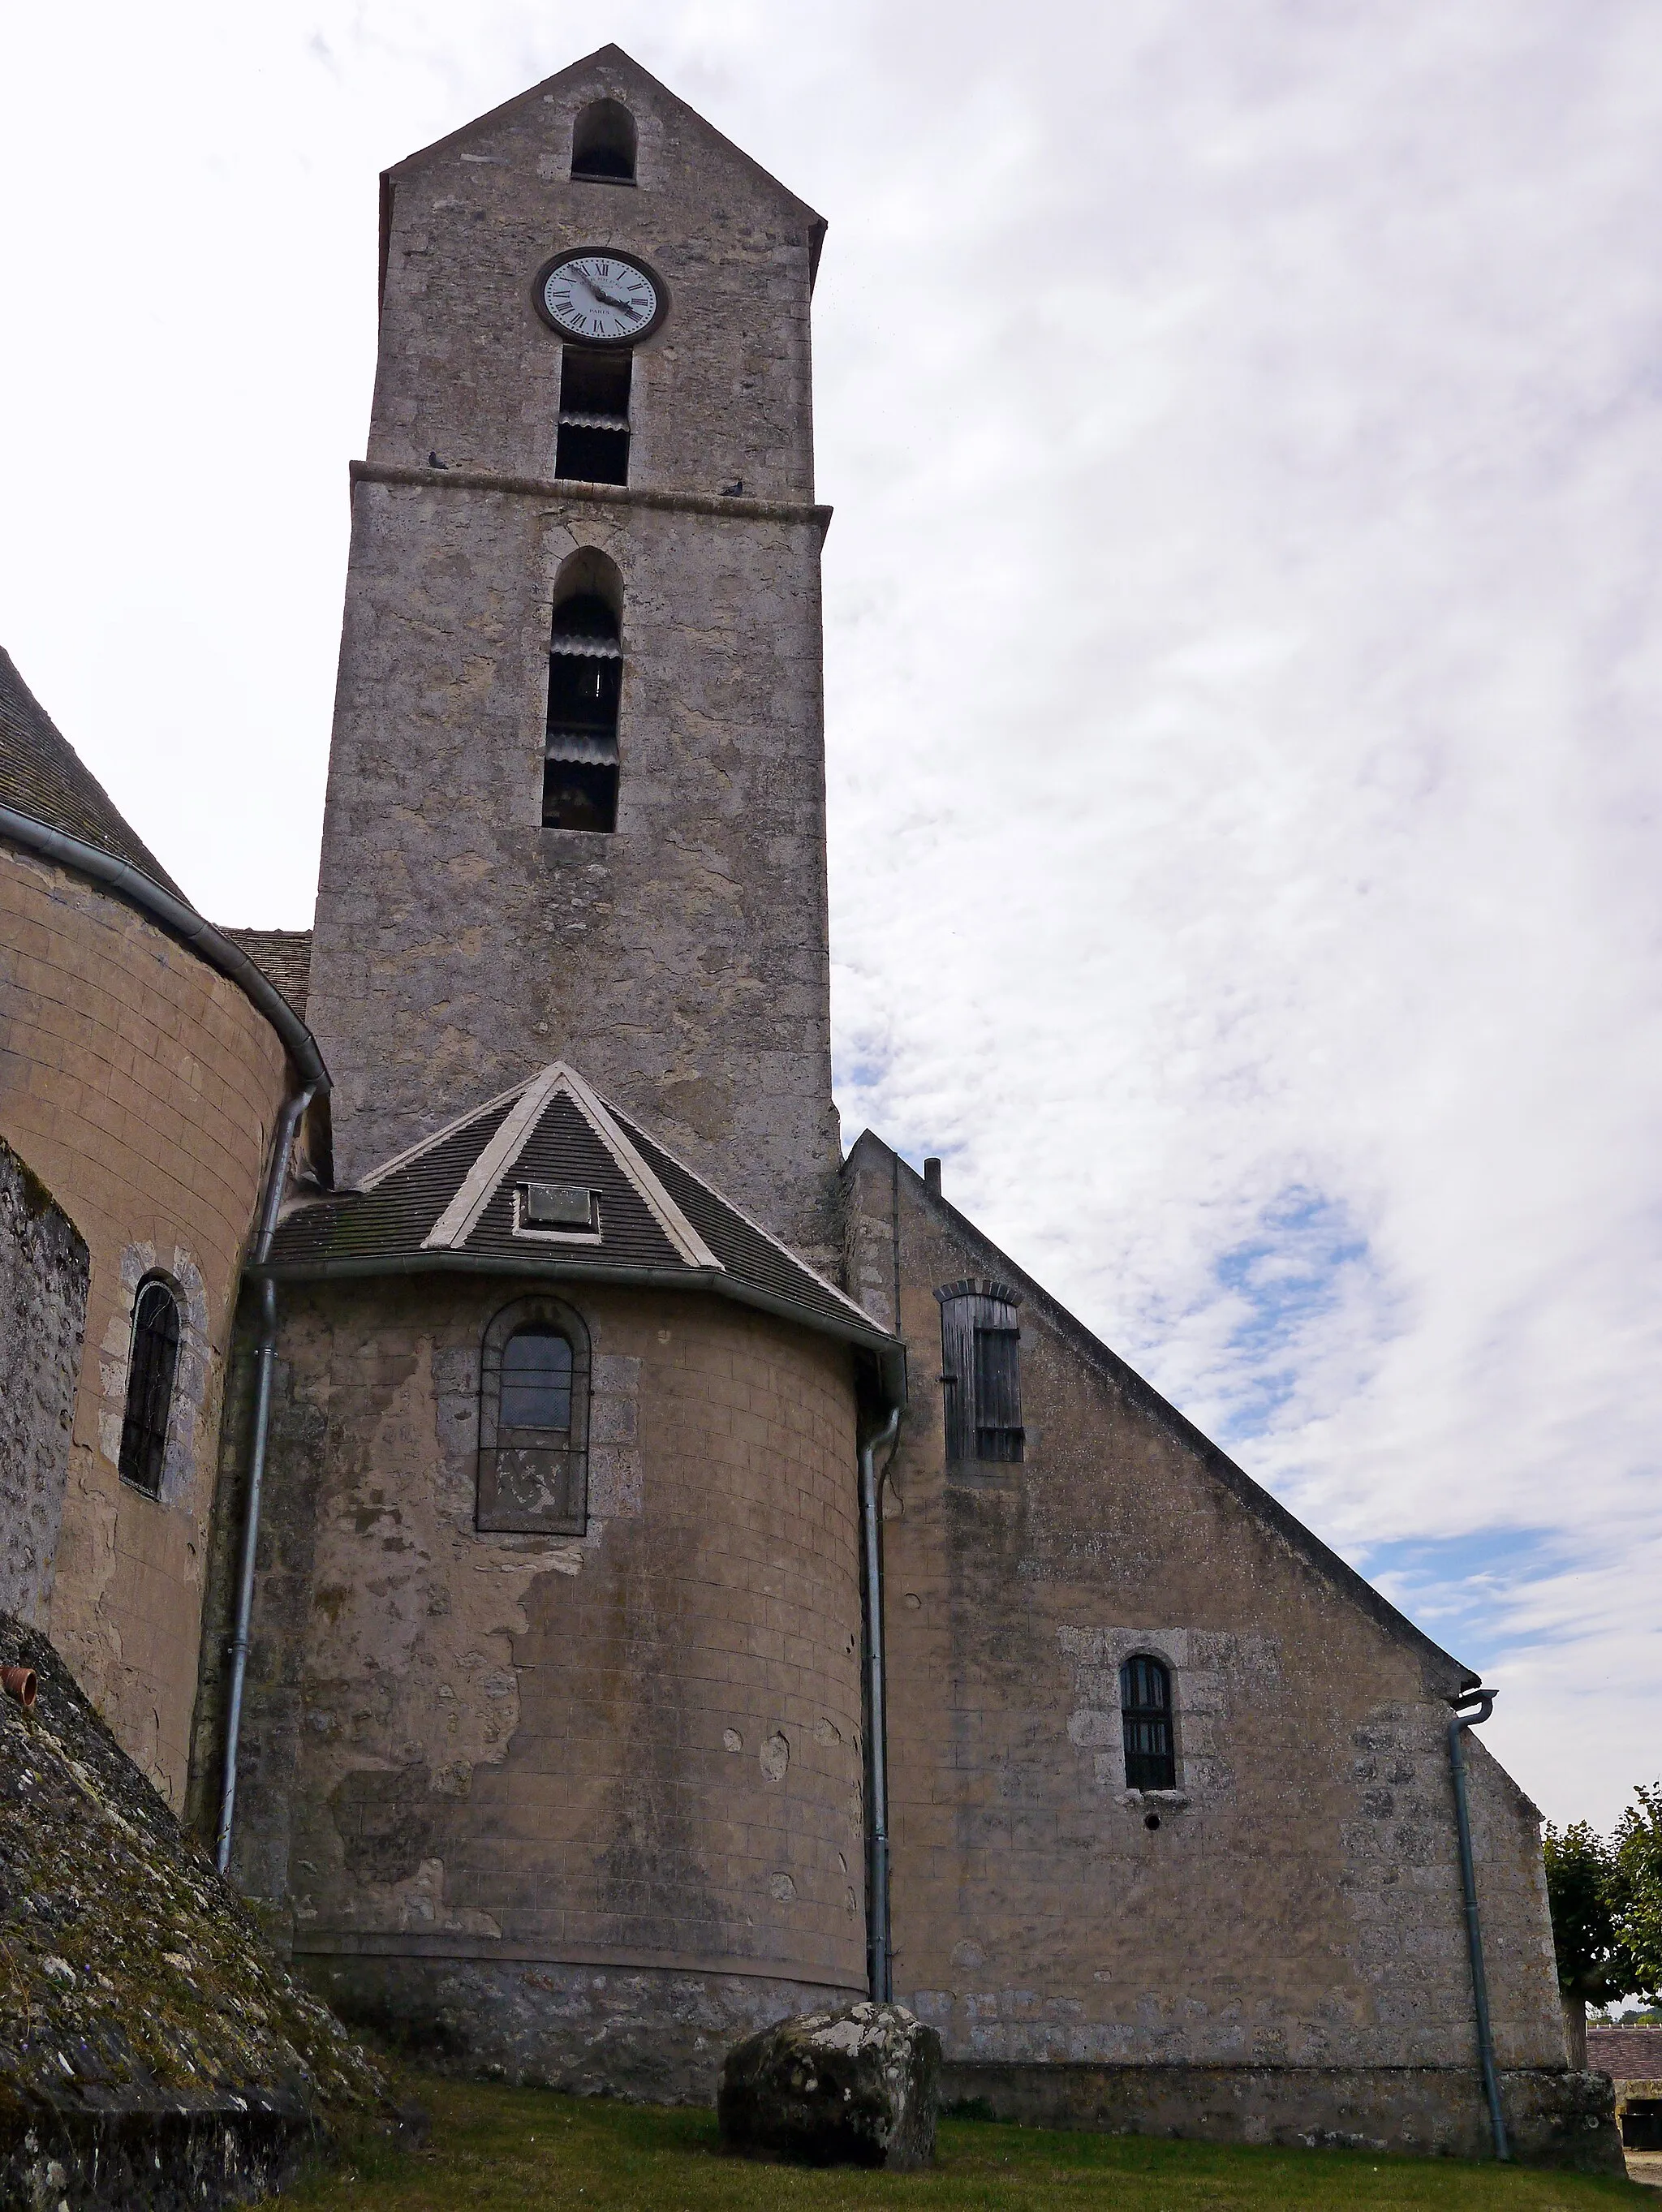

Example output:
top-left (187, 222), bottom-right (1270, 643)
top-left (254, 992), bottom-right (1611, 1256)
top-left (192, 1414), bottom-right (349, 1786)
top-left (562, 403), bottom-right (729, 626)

top-left (265, 1063), bottom-right (901, 1390)
top-left (0, 648), bottom-right (185, 900)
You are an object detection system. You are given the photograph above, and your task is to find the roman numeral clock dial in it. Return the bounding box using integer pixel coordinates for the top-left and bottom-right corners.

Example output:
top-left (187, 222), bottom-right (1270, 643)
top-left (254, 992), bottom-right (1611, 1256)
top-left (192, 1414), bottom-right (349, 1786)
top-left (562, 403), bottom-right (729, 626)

top-left (533, 250), bottom-right (666, 346)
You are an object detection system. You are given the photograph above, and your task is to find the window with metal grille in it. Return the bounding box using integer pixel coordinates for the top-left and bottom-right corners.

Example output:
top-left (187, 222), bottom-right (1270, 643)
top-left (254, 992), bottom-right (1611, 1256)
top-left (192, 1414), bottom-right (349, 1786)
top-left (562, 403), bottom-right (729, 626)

top-left (571, 98), bottom-right (637, 183)
top-left (936, 1278), bottom-right (1024, 1463)
top-left (555, 346), bottom-right (631, 487)
top-left (545, 558), bottom-right (622, 833)
top-left (118, 1276), bottom-right (179, 1497)
top-left (500, 1328), bottom-right (573, 1431)
top-left (477, 1296), bottom-right (591, 1534)
top-left (1120, 1655), bottom-right (1176, 1790)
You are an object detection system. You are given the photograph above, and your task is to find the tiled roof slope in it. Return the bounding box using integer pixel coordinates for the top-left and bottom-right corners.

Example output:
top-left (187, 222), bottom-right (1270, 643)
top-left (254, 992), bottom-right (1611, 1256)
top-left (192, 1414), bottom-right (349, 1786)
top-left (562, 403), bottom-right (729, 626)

top-left (221, 928), bottom-right (313, 1020)
top-left (265, 1062), bottom-right (897, 1367)
top-left (1587, 2027), bottom-right (1662, 2081)
top-left (0, 648), bottom-right (186, 900)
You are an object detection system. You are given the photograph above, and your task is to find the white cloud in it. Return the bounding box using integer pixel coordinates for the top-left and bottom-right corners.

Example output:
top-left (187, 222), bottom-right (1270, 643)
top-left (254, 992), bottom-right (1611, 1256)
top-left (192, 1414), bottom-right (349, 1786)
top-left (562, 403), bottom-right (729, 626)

top-left (2, 0), bottom-right (1659, 1830)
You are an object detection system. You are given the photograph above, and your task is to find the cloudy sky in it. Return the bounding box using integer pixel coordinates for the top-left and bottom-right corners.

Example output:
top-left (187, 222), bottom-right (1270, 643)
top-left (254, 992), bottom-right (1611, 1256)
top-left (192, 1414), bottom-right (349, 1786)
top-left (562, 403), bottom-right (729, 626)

top-left (3, 1), bottom-right (1660, 1832)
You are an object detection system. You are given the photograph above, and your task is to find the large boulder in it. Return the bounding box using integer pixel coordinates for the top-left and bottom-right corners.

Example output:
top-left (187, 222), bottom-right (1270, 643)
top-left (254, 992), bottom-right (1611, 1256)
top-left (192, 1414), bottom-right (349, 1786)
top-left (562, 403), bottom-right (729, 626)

top-left (718, 2000), bottom-right (941, 2168)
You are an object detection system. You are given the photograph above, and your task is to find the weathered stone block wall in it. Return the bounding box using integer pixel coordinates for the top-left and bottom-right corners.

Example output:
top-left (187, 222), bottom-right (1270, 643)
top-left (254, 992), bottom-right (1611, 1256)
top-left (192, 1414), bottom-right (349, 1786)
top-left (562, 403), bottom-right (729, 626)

top-left (308, 484), bottom-right (838, 1255)
top-left (194, 1277), bottom-right (867, 2096)
top-left (0, 1135), bottom-right (88, 1625)
top-left (938, 2061), bottom-right (1621, 2170)
top-left (0, 846), bottom-right (289, 1803)
top-left (370, 48), bottom-right (820, 501)
top-left (306, 49), bottom-right (841, 1259)
top-left (843, 1138), bottom-right (1567, 2089)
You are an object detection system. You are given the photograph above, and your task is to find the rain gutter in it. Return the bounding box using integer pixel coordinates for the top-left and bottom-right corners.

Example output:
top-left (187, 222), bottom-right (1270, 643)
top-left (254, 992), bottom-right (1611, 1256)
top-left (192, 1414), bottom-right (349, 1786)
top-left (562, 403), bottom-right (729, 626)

top-left (1449, 1684), bottom-right (1509, 2161)
top-left (215, 1080), bottom-right (319, 1874)
top-left (859, 1407), bottom-right (902, 2001)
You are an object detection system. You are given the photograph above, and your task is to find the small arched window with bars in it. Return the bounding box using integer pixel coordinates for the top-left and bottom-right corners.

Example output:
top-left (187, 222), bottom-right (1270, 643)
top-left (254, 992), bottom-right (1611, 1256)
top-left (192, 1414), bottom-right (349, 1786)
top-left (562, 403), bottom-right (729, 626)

top-left (1120, 1654), bottom-right (1176, 1790)
top-left (936, 1277), bottom-right (1024, 1464)
top-left (118, 1275), bottom-right (180, 1497)
top-left (477, 1294), bottom-right (592, 1534)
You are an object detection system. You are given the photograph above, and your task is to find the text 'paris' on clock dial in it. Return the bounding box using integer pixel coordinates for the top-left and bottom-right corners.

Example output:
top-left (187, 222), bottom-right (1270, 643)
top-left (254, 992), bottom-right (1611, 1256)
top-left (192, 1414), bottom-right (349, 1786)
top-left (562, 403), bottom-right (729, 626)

top-left (535, 252), bottom-right (665, 346)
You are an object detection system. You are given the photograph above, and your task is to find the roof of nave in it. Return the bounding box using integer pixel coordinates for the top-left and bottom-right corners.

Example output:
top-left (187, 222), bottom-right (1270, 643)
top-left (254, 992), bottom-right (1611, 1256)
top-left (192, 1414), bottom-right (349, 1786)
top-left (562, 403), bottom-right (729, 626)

top-left (844, 1128), bottom-right (1481, 1702)
top-left (0, 647), bottom-right (186, 899)
top-left (264, 1061), bottom-right (900, 1384)
top-left (0, 647), bottom-right (326, 1087)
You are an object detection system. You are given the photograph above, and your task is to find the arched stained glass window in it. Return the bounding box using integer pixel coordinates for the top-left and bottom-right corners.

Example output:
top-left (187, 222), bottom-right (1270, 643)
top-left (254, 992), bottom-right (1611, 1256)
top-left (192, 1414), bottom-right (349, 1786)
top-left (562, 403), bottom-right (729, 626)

top-left (477, 1295), bottom-right (591, 1535)
top-left (500, 1326), bottom-right (574, 1432)
top-left (1120, 1654), bottom-right (1176, 1791)
top-left (118, 1276), bottom-right (180, 1497)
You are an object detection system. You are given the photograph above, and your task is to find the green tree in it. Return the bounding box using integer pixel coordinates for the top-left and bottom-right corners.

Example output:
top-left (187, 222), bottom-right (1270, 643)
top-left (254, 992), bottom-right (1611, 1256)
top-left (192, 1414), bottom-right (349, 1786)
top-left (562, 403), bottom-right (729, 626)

top-left (1611, 1783), bottom-right (1662, 2000)
top-left (1545, 1783), bottom-right (1662, 2067)
top-left (1544, 1820), bottom-right (1627, 2012)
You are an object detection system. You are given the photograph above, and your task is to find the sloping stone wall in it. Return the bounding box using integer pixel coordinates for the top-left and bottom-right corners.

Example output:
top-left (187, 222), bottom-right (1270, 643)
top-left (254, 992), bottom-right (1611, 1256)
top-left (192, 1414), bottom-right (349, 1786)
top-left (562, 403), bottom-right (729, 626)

top-left (0, 1136), bottom-right (88, 1625)
top-left (0, 1613), bottom-right (403, 2210)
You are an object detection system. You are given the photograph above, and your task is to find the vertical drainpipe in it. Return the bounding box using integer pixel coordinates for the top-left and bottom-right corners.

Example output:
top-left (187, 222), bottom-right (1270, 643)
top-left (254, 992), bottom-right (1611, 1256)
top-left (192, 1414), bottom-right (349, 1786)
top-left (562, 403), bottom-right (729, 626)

top-left (859, 1406), bottom-right (902, 2003)
top-left (1449, 1684), bottom-right (1509, 2161)
top-left (214, 1081), bottom-right (316, 1877)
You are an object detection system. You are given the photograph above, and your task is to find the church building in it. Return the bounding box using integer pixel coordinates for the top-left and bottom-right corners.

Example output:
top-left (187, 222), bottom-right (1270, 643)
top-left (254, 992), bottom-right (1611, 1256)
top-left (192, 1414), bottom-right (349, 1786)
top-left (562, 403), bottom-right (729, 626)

top-left (0, 44), bottom-right (1600, 2163)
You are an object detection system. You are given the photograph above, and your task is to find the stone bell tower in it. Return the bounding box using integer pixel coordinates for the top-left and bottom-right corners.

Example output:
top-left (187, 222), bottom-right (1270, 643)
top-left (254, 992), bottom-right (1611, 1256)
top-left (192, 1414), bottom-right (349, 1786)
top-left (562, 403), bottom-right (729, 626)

top-left (304, 45), bottom-right (841, 1256)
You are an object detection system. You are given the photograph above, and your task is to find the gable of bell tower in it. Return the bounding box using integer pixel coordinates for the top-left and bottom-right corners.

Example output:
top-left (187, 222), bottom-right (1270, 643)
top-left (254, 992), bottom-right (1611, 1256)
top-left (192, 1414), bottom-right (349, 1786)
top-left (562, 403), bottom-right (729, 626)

top-left (305, 47), bottom-right (841, 1259)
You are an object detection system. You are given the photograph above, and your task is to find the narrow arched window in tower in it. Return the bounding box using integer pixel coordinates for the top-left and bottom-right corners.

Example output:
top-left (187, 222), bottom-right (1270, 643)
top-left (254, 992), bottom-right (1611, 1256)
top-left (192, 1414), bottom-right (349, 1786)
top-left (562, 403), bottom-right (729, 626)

top-left (1121, 1655), bottom-right (1177, 1790)
top-left (118, 1275), bottom-right (180, 1497)
top-left (936, 1277), bottom-right (1024, 1463)
top-left (556, 346), bottom-right (631, 486)
top-left (477, 1295), bottom-right (592, 1534)
top-left (571, 98), bottom-right (637, 183)
top-left (544, 553), bottom-right (622, 833)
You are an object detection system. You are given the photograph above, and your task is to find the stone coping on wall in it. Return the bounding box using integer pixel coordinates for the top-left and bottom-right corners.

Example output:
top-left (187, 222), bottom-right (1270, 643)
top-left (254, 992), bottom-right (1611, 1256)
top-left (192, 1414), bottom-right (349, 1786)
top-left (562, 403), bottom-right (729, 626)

top-left (937, 2060), bottom-right (1623, 2172)
top-left (351, 457), bottom-right (833, 534)
top-left (292, 1931), bottom-right (863, 1989)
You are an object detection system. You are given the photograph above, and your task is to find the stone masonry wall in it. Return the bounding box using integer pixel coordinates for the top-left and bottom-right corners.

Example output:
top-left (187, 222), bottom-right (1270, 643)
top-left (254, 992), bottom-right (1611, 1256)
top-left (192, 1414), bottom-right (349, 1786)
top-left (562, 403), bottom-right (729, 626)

top-left (308, 483), bottom-right (838, 1256)
top-left (307, 50), bottom-right (841, 1259)
top-left (191, 1276), bottom-right (867, 2098)
top-left (843, 1137), bottom-right (1567, 2086)
top-left (369, 46), bottom-right (820, 502)
top-left (0, 1134), bottom-right (89, 1625)
top-left (0, 846), bottom-right (289, 1804)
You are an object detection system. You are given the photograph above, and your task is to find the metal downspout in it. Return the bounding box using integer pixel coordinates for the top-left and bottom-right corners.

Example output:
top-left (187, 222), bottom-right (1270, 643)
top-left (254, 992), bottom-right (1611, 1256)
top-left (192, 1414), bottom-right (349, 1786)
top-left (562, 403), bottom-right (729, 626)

top-left (215, 1081), bottom-right (316, 1876)
top-left (859, 1407), bottom-right (902, 2002)
top-left (1449, 1685), bottom-right (1509, 2161)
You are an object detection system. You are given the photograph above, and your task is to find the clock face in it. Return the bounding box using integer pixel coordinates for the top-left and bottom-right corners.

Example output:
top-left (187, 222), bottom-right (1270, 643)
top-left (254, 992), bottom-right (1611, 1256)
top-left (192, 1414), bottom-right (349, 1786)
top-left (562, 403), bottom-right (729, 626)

top-left (534, 251), bottom-right (665, 346)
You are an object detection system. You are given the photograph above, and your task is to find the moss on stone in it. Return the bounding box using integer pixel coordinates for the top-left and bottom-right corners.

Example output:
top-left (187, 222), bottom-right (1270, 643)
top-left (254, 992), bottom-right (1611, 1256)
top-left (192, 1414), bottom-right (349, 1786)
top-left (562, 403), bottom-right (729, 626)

top-left (0, 1612), bottom-right (403, 2203)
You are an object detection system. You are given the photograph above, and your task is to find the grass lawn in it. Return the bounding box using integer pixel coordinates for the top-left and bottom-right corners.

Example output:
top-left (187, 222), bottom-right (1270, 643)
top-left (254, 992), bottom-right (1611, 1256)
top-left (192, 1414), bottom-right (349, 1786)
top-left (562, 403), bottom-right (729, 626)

top-left (264, 2076), bottom-right (1654, 2210)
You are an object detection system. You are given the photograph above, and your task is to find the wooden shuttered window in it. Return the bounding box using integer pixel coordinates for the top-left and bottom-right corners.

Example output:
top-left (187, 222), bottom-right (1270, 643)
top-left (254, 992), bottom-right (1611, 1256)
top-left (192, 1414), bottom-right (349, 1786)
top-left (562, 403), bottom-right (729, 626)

top-left (936, 1278), bottom-right (1024, 1463)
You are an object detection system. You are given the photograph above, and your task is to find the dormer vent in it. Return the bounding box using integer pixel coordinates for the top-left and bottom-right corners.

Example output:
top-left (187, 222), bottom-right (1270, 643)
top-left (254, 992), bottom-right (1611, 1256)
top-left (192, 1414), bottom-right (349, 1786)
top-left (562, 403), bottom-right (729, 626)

top-left (522, 1182), bottom-right (598, 1230)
